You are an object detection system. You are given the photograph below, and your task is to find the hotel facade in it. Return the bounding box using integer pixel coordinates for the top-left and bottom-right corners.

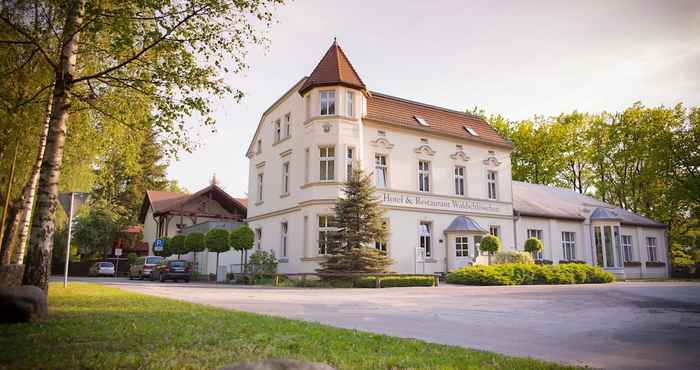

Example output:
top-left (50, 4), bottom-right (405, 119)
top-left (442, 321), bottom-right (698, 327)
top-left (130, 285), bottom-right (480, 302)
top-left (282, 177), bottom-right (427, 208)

top-left (245, 42), bottom-right (668, 279)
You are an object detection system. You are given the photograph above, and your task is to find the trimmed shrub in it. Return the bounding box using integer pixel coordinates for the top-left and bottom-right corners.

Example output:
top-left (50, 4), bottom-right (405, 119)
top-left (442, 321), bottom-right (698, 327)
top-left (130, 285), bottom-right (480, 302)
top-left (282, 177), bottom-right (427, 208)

top-left (354, 275), bottom-right (435, 288)
top-left (524, 237), bottom-right (543, 256)
top-left (494, 251), bottom-right (533, 265)
top-left (446, 263), bottom-right (614, 285)
top-left (245, 250), bottom-right (278, 274)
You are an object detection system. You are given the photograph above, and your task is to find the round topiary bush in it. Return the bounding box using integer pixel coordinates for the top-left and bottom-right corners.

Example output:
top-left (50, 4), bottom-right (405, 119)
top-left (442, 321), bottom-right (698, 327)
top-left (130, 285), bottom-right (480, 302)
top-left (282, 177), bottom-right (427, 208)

top-left (479, 235), bottom-right (501, 264)
top-left (524, 237), bottom-right (544, 258)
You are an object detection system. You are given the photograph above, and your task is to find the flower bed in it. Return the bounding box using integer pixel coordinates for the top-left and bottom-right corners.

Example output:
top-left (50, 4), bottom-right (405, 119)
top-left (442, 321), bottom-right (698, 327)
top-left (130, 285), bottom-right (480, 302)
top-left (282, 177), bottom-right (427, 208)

top-left (446, 263), bottom-right (614, 286)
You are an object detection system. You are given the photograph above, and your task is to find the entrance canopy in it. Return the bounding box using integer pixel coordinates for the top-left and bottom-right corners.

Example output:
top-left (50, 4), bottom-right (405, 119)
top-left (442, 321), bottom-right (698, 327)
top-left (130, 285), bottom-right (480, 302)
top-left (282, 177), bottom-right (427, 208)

top-left (445, 216), bottom-right (488, 233)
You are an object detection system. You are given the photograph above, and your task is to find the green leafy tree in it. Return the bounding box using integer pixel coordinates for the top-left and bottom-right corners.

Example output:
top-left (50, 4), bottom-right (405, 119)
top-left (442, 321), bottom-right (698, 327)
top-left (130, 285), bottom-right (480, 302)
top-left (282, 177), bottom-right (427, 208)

top-left (230, 226), bottom-right (254, 272)
top-left (2, 0), bottom-right (282, 291)
top-left (170, 235), bottom-right (187, 259)
top-left (318, 168), bottom-right (394, 274)
top-left (206, 228), bottom-right (231, 280)
top-left (479, 235), bottom-right (501, 264)
top-left (72, 205), bottom-right (124, 259)
top-left (185, 232), bottom-right (206, 272)
top-left (524, 237), bottom-right (544, 260)
top-left (127, 252), bottom-right (137, 266)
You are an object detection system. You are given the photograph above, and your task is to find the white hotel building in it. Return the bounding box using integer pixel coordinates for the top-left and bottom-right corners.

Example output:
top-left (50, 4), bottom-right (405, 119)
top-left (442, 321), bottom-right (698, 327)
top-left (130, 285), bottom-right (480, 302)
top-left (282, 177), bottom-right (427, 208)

top-left (245, 41), bottom-right (668, 279)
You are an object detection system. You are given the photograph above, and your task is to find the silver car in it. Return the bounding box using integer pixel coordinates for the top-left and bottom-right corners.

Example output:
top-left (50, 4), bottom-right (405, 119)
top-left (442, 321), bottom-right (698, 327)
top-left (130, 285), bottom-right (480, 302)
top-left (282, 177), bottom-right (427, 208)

top-left (89, 262), bottom-right (115, 277)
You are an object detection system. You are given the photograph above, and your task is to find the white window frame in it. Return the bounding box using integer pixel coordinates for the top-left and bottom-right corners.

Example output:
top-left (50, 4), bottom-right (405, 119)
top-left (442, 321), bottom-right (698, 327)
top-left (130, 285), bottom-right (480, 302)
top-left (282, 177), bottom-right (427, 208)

top-left (455, 236), bottom-right (469, 257)
top-left (318, 215), bottom-right (335, 255)
top-left (255, 228), bottom-right (262, 250)
top-left (280, 222), bottom-right (288, 257)
top-left (621, 235), bottom-right (633, 262)
top-left (419, 222), bottom-right (432, 257)
top-left (281, 162), bottom-right (290, 195)
top-left (284, 113), bottom-right (291, 138)
top-left (487, 170), bottom-right (497, 200)
top-left (646, 237), bottom-right (658, 262)
top-left (346, 147), bottom-right (354, 180)
top-left (375, 154), bottom-right (388, 188)
top-left (374, 220), bottom-right (388, 252)
top-left (320, 90), bottom-right (336, 116)
top-left (274, 119), bottom-right (281, 143)
top-left (454, 166), bottom-right (465, 196)
top-left (527, 229), bottom-right (544, 260)
top-left (561, 231), bottom-right (576, 261)
top-left (418, 160), bottom-right (431, 192)
top-left (257, 173), bottom-right (264, 202)
top-left (489, 225), bottom-right (500, 238)
top-left (319, 146), bottom-right (335, 181)
top-left (346, 90), bottom-right (355, 117)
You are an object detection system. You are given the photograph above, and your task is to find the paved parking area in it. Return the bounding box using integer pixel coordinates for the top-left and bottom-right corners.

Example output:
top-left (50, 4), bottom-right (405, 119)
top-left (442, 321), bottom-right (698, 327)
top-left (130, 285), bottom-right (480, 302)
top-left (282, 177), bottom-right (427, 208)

top-left (72, 277), bottom-right (700, 370)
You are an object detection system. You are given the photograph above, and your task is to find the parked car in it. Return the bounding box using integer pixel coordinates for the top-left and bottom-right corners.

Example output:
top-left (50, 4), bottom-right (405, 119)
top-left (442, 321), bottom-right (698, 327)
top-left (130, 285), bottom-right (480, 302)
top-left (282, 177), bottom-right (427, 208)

top-left (150, 260), bottom-right (192, 283)
top-left (89, 262), bottom-right (115, 277)
top-left (129, 256), bottom-right (163, 280)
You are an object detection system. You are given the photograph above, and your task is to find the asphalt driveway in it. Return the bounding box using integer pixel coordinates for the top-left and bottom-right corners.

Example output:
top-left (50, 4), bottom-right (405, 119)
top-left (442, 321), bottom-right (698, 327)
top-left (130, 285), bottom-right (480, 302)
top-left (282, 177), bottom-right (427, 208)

top-left (73, 277), bottom-right (700, 370)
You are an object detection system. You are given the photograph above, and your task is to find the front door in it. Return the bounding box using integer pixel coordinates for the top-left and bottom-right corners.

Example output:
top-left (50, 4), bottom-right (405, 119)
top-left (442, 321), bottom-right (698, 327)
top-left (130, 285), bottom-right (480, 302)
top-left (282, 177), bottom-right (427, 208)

top-left (453, 235), bottom-right (471, 270)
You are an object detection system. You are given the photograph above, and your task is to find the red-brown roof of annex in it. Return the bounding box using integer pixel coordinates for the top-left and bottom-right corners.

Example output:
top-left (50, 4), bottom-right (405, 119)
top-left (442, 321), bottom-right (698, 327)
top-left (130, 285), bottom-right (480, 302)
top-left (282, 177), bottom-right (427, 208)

top-left (297, 40), bottom-right (512, 149)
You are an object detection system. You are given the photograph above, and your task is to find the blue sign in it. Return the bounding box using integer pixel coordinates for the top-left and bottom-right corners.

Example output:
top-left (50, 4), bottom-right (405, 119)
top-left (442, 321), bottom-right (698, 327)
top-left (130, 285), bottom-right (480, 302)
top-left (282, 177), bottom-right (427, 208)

top-left (154, 239), bottom-right (164, 252)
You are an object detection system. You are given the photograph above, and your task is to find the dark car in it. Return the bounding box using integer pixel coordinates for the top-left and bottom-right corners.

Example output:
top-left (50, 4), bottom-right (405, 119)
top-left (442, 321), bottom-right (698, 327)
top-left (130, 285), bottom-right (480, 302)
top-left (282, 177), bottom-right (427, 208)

top-left (150, 260), bottom-right (192, 282)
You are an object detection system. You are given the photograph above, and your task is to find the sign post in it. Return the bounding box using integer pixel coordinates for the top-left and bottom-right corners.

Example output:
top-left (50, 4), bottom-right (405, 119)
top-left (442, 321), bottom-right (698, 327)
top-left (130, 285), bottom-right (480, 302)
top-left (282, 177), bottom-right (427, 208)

top-left (59, 192), bottom-right (88, 288)
top-left (154, 238), bottom-right (164, 252)
top-left (114, 248), bottom-right (122, 278)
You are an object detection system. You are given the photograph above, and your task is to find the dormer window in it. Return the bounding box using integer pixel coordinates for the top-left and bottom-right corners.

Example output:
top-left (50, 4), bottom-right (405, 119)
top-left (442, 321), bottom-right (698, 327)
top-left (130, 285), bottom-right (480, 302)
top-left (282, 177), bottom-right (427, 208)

top-left (378, 130), bottom-right (386, 136)
top-left (420, 138), bottom-right (428, 144)
top-left (464, 126), bottom-right (479, 136)
top-left (320, 90), bottom-right (336, 116)
top-left (414, 115), bottom-right (429, 127)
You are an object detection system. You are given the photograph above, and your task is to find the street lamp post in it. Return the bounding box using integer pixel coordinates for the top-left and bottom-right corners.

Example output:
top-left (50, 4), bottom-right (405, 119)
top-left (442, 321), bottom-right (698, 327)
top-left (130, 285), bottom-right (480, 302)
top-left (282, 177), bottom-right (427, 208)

top-left (58, 192), bottom-right (88, 288)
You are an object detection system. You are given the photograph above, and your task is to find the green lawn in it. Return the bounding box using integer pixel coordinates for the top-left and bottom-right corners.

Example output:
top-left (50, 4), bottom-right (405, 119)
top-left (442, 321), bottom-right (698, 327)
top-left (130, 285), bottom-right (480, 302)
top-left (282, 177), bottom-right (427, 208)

top-left (0, 283), bottom-right (578, 370)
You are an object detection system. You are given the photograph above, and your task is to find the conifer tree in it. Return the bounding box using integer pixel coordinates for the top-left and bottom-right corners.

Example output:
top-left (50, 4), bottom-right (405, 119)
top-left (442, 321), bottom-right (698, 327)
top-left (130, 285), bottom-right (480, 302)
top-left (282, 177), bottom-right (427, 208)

top-left (318, 168), bottom-right (394, 274)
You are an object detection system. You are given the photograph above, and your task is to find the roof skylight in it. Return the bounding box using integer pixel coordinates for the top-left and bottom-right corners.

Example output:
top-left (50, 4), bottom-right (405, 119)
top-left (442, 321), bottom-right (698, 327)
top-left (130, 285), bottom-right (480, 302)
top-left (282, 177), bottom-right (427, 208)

top-left (463, 126), bottom-right (479, 136)
top-left (414, 115), bottom-right (429, 127)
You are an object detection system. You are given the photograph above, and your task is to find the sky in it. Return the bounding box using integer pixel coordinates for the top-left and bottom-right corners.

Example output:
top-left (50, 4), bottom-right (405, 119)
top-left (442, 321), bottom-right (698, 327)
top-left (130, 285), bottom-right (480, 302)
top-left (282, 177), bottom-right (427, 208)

top-left (166, 0), bottom-right (700, 198)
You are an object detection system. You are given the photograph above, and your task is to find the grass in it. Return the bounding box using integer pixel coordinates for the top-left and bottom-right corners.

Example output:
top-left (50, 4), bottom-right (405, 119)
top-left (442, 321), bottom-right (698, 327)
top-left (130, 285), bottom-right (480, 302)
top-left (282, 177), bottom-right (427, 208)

top-left (0, 283), bottom-right (579, 370)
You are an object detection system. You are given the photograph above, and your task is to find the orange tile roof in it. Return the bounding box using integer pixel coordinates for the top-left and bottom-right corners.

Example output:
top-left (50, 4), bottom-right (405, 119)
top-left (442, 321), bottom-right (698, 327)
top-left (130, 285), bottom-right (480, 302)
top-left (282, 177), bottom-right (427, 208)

top-left (365, 92), bottom-right (513, 149)
top-left (299, 40), bottom-right (366, 95)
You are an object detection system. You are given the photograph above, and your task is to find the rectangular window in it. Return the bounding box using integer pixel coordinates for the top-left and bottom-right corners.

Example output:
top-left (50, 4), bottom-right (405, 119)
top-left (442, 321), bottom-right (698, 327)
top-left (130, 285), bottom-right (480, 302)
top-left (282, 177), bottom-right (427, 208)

top-left (487, 170), bottom-right (497, 200)
top-left (646, 237), bottom-right (658, 262)
top-left (622, 235), bottom-right (633, 262)
top-left (375, 154), bottom-right (387, 187)
top-left (454, 166), bottom-right (465, 196)
top-left (281, 222), bottom-right (288, 257)
top-left (594, 226), bottom-right (604, 266)
top-left (284, 113), bottom-right (291, 138)
top-left (255, 228), bottom-right (262, 250)
top-left (346, 147), bottom-right (354, 180)
top-left (319, 146), bottom-right (335, 181)
top-left (603, 225), bottom-right (615, 267)
top-left (346, 91), bottom-right (354, 117)
top-left (418, 160), bottom-right (430, 192)
top-left (527, 229), bottom-right (544, 260)
top-left (374, 220), bottom-right (388, 253)
top-left (419, 222), bottom-right (432, 257)
top-left (320, 90), bottom-right (336, 116)
top-left (257, 173), bottom-right (264, 202)
top-left (281, 162), bottom-right (290, 195)
top-left (304, 148), bottom-right (310, 183)
top-left (256, 139), bottom-right (262, 154)
top-left (274, 119), bottom-right (281, 143)
top-left (561, 231), bottom-right (576, 261)
top-left (489, 225), bottom-right (500, 238)
top-left (318, 215), bottom-right (335, 255)
top-left (456, 236), bottom-right (469, 257)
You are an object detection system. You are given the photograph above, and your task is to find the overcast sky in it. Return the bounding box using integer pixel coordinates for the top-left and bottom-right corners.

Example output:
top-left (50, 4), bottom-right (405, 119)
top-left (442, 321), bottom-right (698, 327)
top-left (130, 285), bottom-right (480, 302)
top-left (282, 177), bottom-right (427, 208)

top-left (166, 0), bottom-right (700, 198)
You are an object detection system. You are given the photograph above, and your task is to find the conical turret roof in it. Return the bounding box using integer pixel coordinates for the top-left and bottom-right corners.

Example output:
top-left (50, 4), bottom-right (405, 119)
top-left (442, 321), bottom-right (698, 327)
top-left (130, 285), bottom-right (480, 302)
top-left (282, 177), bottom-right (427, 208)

top-left (299, 40), bottom-right (366, 95)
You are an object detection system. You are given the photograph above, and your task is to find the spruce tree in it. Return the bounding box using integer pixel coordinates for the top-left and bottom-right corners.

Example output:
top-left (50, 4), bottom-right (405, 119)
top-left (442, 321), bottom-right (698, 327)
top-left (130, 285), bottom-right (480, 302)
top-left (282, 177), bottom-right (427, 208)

top-left (318, 168), bottom-right (394, 274)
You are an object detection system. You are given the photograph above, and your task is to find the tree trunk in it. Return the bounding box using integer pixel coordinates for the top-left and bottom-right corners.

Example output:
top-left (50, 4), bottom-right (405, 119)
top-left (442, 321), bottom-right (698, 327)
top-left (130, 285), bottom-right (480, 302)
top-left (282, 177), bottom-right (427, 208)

top-left (23, 0), bottom-right (85, 292)
top-left (3, 96), bottom-right (52, 265)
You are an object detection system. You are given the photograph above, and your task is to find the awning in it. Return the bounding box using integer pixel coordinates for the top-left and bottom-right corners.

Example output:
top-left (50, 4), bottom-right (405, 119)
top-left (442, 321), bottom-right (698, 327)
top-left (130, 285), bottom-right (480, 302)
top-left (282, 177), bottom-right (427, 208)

top-left (445, 216), bottom-right (488, 233)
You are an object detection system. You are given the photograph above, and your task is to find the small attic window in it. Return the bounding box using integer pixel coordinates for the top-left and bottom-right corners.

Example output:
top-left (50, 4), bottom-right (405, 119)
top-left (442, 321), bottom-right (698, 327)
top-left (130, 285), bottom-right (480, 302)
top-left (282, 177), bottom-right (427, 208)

top-left (420, 138), bottom-right (428, 143)
top-left (456, 144), bottom-right (463, 150)
top-left (463, 126), bottom-right (479, 136)
top-left (414, 115), bottom-right (429, 127)
top-left (377, 130), bottom-right (386, 137)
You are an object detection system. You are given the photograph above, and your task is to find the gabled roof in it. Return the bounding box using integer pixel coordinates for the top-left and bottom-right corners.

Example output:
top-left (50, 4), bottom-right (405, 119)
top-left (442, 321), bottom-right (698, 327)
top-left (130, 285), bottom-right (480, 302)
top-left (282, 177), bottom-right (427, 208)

top-left (445, 216), bottom-right (488, 233)
top-left (366, 92), bottom-right (513, 149)
top-left (138, 185), bottom-right (247, 223)
top-left (512, 181), bottom-right (666, 228)
top-left (298, 40), bottom-right (366, 96)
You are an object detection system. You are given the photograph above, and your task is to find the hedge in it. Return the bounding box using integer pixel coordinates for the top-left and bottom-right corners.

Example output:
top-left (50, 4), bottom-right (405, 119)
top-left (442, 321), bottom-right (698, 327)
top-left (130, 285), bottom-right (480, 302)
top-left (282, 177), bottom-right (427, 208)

top-left (355, 275), bottom-right (435, 288)
top-left (446, 263), bottom-right (614, 286)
